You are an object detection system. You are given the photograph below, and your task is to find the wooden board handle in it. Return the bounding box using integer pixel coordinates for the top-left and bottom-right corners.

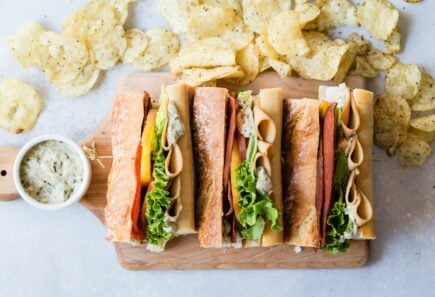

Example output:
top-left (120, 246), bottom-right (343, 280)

top-left (0, 147), bottom-right (20, 201)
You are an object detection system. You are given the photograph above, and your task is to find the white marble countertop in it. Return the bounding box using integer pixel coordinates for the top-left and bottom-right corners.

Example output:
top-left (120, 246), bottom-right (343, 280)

top-left (0, 1), bottom-right (434, 296)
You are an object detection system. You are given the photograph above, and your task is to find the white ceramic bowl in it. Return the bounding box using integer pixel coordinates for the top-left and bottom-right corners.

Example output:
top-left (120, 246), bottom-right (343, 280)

top-left (13, 135), bottom-right (91, 210)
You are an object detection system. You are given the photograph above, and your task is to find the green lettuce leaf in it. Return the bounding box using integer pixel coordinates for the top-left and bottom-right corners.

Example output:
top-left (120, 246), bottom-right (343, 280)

top-left (236, 134), bottom-right (281, 240)
top-left (145, 104), bottom-right (173, 247)
top-left (322, 149), bottom-right (353, 254)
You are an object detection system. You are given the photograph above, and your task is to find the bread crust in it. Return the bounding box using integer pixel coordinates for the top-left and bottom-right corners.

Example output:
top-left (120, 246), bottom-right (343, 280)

top-left (282, 99), bottom-right (320, 248)
top-left (192, 87), bottom-right (228, 247)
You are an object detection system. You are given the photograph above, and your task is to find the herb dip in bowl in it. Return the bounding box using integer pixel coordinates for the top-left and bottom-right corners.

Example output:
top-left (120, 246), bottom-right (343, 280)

top-left (13, 135), bottom-right (91, 210)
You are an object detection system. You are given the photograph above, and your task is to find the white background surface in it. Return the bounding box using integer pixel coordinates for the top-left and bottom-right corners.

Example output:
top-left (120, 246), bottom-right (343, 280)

top-left (1, 1), bottom-right (434, 296)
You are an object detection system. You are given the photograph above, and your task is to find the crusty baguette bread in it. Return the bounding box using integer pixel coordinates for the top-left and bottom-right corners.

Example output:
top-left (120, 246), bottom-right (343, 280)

top-left (352, 89), bottom-right (376, 239)
top-left (105, 93), bottom-right (145, 242)
top-left (166, 84), bottom-right (196, 235)
top-left (282, 99), bottom-right (320, 248)
top-left (193, 87), bottom-right (228, 248)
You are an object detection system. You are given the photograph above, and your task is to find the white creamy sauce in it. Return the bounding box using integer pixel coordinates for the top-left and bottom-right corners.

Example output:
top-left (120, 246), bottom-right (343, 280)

top-left (255, 166), bottom-right (273, 195)
top-left (20, 140), bottom-right (84, 204)
top-left (167, 101), bottom-right (184, 146)
top-left (343, 205), bottom-right (359, 241)
top-left (318, 83), bottom-right (349, 110)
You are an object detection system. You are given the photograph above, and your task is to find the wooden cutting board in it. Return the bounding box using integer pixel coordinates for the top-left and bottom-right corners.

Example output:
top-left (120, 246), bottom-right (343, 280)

top-left (0, 72), bottom-right (369, 270)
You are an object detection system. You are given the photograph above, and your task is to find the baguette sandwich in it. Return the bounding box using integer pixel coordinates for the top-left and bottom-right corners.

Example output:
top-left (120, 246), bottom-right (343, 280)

top-left (282, 84), bottom-right (375, 252)
top-left (192, 87), bottom-right (284, 248)
top-left (105, 83), bottom-right (195, 252)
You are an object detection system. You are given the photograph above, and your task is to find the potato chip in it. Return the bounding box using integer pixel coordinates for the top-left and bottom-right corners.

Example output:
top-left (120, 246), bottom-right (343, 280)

top-left (255, 35), bottom-right (278, 59)
top-left (158, 0), bottom-right (199, 33)
top-left (181, 66), bottom-right (242, 86)
top-left (94, 0), bottom-right (136, 24)
top-left (39, 32), bottom-right (89, 84)
top-left (226, 43), bottom-right (260, 85)
top-left (122, 28), bottom-right (149, 64)
top-left (412, 72), bottom-right (435, 111)
top-left (241, 0), bottom-right (291, 34)
top-left (385, 63), bottom-right (422, 100)
top-left (334, 44), bottom-right (357, 83)
top-left (375, 93), bottom-right (411, 126)
top-left (409, 114), bottom-right (435, 142)
top-left (404, 0), bottom-right (421, 2)
top-left (258, 56), bottom-right (271, 73)
top-left (131, 28), bottom-right (179, 71)
top-left (295, 3), bottom-right (320, 26)
top-left (52, 64), bottom-right (101, 97)
top-left (88, 20), bottom-right (127, 70)
top-left (374, 114), bottom-right (408, 152)
top-left (317, 0), bottom-right (358, 31)
top-left (186, 5), bottom-right (253, 50)
top-left (63, 1), bottom-right (126, 70)
top-left (347, 33), bottom-right (370, 56)
top-left (366, 48), bottom-right (397, 70)
top-left (0, 79), bottom-right (42, 134)
top-left (170, 38), bottom-right (235, 73)
top-left (8, 23), bottom-right (46, 68)
top-left (268, 10), bottom-right (310, 57)
top-left (202, 0), bottom-right (241, 12)
top-left (354, 56), bottom-right (378, 78)
top-left (268, 59), bottom-right (292, 78)
top-left (385, 28), bottom-right (401, 54)
top-left (289, 31), bottom-right (349, 81)
top-left (399, 133), bottom-right (432, 166)
top-left (357, 0), bottom-right (399, 40)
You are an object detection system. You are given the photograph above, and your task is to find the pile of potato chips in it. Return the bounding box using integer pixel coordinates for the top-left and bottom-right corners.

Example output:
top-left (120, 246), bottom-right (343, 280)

top-left (8, 0), bottom-right (179, 98)
top-left (375, 63), bottom-right (434, 166)
top-left (162, 0), bottom-right (403, 86)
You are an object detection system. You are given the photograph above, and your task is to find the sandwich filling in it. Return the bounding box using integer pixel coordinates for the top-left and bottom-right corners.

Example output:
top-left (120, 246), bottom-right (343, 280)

top-left (230, 91), bottom-right (281, 241)
top-left (133, 89), bottom-right (185, 251)
top-left (320, 84), bottom-right (374, 253)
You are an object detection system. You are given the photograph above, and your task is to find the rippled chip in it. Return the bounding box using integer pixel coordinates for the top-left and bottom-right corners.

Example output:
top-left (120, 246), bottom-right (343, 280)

top-left (354, 56), bottom-right (378, 78)
top-left (63, 1), bottom-right (126, 70)
top-left (399, 133), bottom-right (432, 167)
top-left (241, 0), bottom-right (291, 34)
top-left (295, 3), bottom-right (320, 26)
top-left (226, 43), bottom-right (259, 85)
top-left (0, 79), bottom-right (42, 134)
top-left (131, 28), bottom-right (179, 71)
top-left (385, 28), bottom-right (401, 54)
top-left (122, 28), bottom-right (149, 64)
top-left (385, 63), bottom-right (422, 100)
top-left (202, 0), bottom-right (241, 12)
top-left (375, 93), bottom-right (411, 126)
top-left (181, 66), bottom-right (242, 86)
top-left (170, 38), bottom-right (235, 73)
top-left (289, 31), bottom-right (349, 81)
top-left (39, 32), bottom-right (89, 84)
top-left (409, 114), bottom-right (435, 142)
top-left (158, 0), bottom-right (199, 33)
top-left (186, 5), bottom-right (253, 50)
top-left (374, 114), bottom-right (408, 153)
top-left (347, 33), bottom-right (371, 55)
top-left (412, 72), bottom-right (435, 111)
top-left (8, 23), bottom-right (46, 68)
top-left (268, 10), bottom-right (310, 57)
top-left (52, 64), bottom-right (101, 97)
top-left (317, 0), bottom-right (358, 31)
top-left (334, 44), bottom-right (357, 83)
top-left (357, 0), bottom-right (399, 40)
top-left (255, 35), bottom-right (278, 59)
top-left (374, 93), bottom-right (410, 152)
top-left (269, 59), bottom-right (292, 78)
top-left (366, 48), bottom-right (397, 70)
top-left (95, 0), bottom-right (136, 24)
